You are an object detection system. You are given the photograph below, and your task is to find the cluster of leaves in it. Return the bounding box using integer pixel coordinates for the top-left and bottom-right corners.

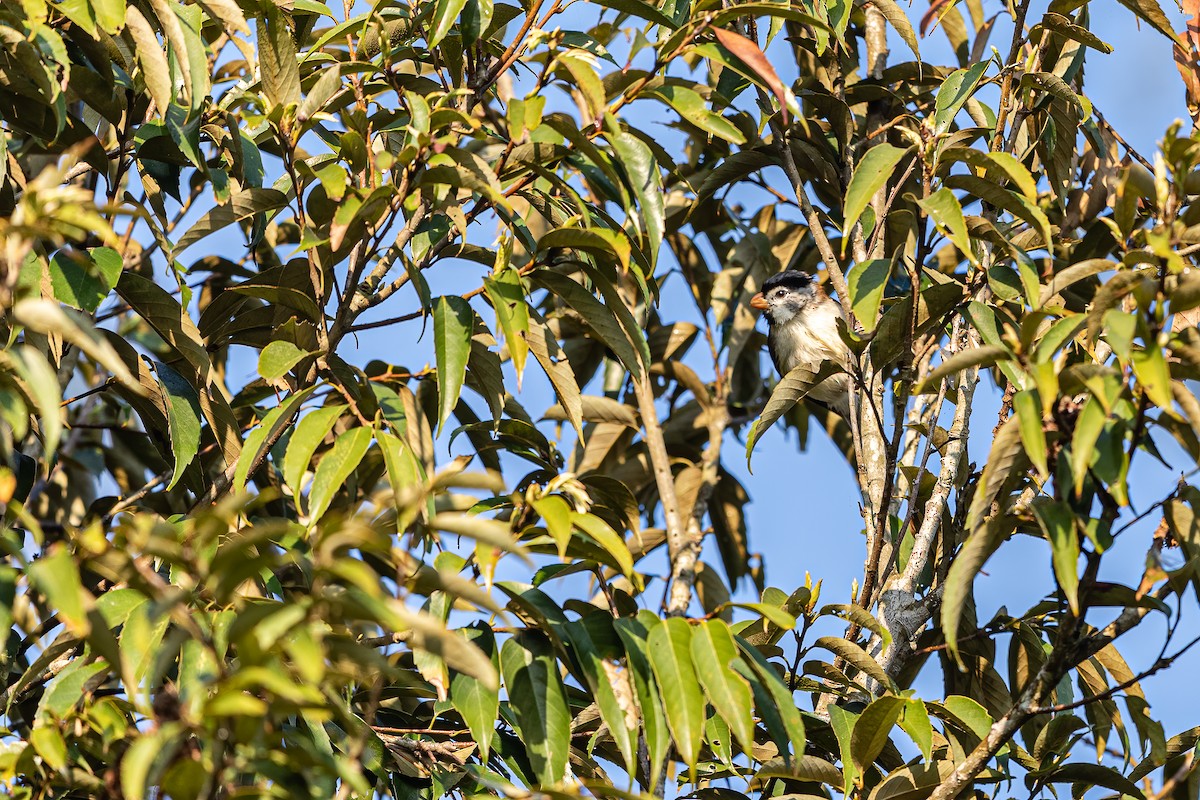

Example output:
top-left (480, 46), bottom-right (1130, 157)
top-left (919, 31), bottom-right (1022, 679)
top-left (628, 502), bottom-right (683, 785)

top-left (6, 0), bottom-right (1200, 798)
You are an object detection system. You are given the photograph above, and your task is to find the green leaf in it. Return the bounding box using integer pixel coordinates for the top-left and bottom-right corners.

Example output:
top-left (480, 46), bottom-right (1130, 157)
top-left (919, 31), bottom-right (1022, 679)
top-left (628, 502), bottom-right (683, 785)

top-left (733, 602), bottom-right (796, 630)
top-left (565, 619), bottom-right (637, 771)
top-left (940, 696), bottom-right (994, 739)
top-left (530, 270), bottom-right (646, 378)
top-left (1070, 395), bottom-right (1107, 496)
top-left (13, 298), bottom-right (139, 391)
top-left (1040, 763), bottom-right (1146, 799)
top-left (234, 388), bottom-right (314, 491)
top-left (570, 512), bottom-right (634, 578)
top-left (829, 705), bottom-right (860, 792)
top-left (282, 405), bottom-right (346, 495)
top-left (1113, 0), bottom-right (1181, 44)
top-left (649, 85), bottom-right (746, 144)
top-left (30, 726), bottom-right (68, 771)
top-left (10, 347), bottom-right (63, 459)
top-left (378, 430), bottom-right (430, 527)
top-left (690, 620), bottom-right (755, 754)
top-left (1035, 12), bottom-right (1113, 54)
top-left (430, 514), bottom-right (532, 560)
top-left (28, 546), bottom-right (89, 634)
top-left (522, 313), bottom-right (584, 438)
top-left (151, 360), bottom-right (202, 491)
top-left (746, 362), bottom-right (841, 467)
top-left (126, 6), bottom-right (172, 115)
top-left (434, 295), bottom-right (474, 435)
top-left (429, 0), bottom-right (469, 47)
top-left (1132, 345), bottom-right (1173, 409)
top-left (941, 515), bottom-right (1015, 662)
top-left (814, 636), bottom-right (896, 692)
top-left (1014, 389), bottom-right (1048, 478)
top-left (501, 631), bottom-right (571, 786)
top-left (755, 755), bottom-right (842, 785)
top-left (870, 0), bottom-right (920, 59)
top-left (899, 699), bottom-right (933, 762)
top-left (460, 0), bottom-right (493, 44)
top-left (121, 723), bottom-right (184, 800)
top-left (49, 248), bottom-right (120, 312)
top-left (174, 189), bottom-right (289, 253)
top-left (257, 4), bottom-right (300, 107)
top-left (298, 64), bottom-right (344, 122)
top-left (944, 174), bottom-right (1053, 250)
top-left (257, 340), bottom-right (311, 381)
top-left (736, 639), bottom-right (806, 760)
top-left (871, 762), bottom-right (954, 800)
top-left (590, 0), bottom-right (677, 27)
top-left (451, 622), bottom-right (499, 761)
top-left (95, 588), bottom-right (149, 629)
top-left (918, 188), bottom-right (975, 265)
top-left (850, 696), bottom-right (906, 774)
top-left (614, 614), bottom-right (671, 789)
top-left (306, 426), bottom-right (373, 523)
top-left (847, 258), bottom-right (891, 331)
top-left (842, 144), bottom-right (910, 248)
top-left (933, 62), bottom-right (989, 136)
top-left (537, 227), bottom-right (632, 271)
top-left (38, 658), bottom-right (108, 720)
top-left (484, 269), bottom-right (529, 386)
top-left (966, 415), bottom-right (1029, 531)
top-left (698, 148), bottom-right (779, 201)
top-left (648, 617), bottom-right (705, 773)
top-left (1033, 500), bottom-right (1080, 614)
top-left (818, 603), bottom-right (892, 648)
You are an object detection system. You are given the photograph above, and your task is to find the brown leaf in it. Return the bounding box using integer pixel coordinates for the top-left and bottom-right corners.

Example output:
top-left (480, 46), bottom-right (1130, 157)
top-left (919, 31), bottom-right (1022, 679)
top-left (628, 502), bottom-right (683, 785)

top-left (712, 27), bottom-right (790, 124)
top-left (1173, 305), bottom-right (1200, 331)
top-left (920, 0), bottom-right (954, 37)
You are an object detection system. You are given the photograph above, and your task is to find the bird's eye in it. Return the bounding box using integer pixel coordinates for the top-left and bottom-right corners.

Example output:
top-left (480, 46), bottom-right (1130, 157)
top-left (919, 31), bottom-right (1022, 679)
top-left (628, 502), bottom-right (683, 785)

top-left (774, 289), bottom-right (787, 298)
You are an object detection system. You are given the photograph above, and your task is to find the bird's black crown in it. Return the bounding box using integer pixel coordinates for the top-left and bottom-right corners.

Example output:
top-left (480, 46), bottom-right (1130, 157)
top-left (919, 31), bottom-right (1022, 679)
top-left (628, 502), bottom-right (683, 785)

top-left (761, 270), bottom-right (813, 293)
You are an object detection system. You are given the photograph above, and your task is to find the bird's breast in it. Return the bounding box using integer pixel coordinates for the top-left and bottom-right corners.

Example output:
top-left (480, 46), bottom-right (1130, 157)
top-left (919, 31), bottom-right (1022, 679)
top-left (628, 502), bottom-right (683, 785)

top-left (769, 302), bottom-right (848, 374)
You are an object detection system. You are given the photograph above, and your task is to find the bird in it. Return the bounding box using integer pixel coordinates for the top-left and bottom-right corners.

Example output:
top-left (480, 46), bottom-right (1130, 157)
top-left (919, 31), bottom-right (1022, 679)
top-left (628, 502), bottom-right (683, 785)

top-left (750, 270), bottom-right (853, 418)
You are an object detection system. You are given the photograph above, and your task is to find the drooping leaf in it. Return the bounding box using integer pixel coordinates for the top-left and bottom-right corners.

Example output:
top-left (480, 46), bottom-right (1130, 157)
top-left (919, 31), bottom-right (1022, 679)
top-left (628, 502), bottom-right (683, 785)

top-left (918, 188), bottom-right (975, 264)
top-left (711, 27), bottom-right (798, 122)
top-left (614, 613), bottom-right (671, 789)
top-left (434, 296), bottom-right (475, 435)
top-left (305, 426), bottom-right (373, 522)
top-left (933, 61), bottom-right (989, 135)
top-left (746, 362), bottom-right (841, 467)
top-left (151, 360), bottom-right (203, 491)
top-left (941, 515), bottom-right (1017, 661)
top-left (522, 313), bottom-right (583, 438)
top-left (9, 347), bottom-right (63, 459)
top-left (842, 144), bottom-right (911, 247)
top-left (483, 269), bottom-right (529, 386)
top-left (814, 636), bottom-right (896, 693)
top-left (851, 696), bottom-right (906, 774)
top-left (1014, 388), bottom-right (1048, 478)
top-left (564, 619), bottom-right (637, 771)
top-left (690, 620), bottom-right (755, 754)
top-left (610, 129), bottom-right (666, 267)
top-left (847, 258), bottom-right (891, 330)
top-left (1032, 500), bottom-right (1081, 614)
top-left (647, 617), bottom-right (705, 773)
top-left (501, 631), bottom-right (571, 786)
top-left (258, 340), bottom-right (312, 382)
top-left (282, 405), bottom-right (346, 495)
top-left (27, 546), bottom-right (90, 634)
top-left (451, 622), bottom-right (499, 761)
top-left (257, 4), bottom-right (301, 108)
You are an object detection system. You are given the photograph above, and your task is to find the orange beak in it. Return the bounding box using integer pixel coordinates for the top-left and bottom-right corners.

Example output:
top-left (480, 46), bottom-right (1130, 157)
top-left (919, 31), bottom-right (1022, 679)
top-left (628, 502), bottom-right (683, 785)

top-left (750, 292), bottom-right (769, 310)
